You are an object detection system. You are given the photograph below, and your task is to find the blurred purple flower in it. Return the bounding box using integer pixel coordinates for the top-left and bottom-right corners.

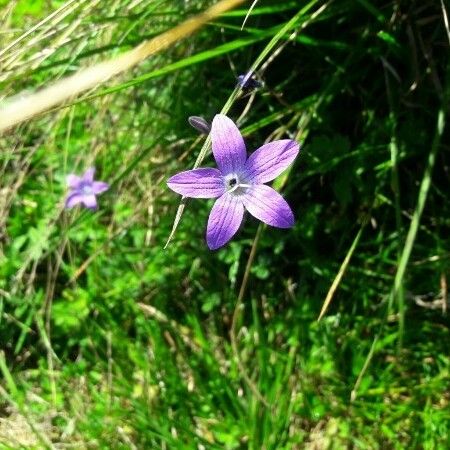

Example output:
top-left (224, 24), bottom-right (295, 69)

top-left (65, 167), bottom-right (109, 210)
top-left (167, 114), bottom-right (299, 250)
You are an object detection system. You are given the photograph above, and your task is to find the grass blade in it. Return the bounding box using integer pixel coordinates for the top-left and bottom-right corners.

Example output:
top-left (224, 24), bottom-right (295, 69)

top-left (0, 0), bottom-right (244, 132)
top-left (318, 224), bottom-right (365, 321)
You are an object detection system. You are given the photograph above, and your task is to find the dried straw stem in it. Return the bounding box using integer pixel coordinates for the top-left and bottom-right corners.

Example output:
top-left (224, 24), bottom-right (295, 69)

top-left (0, 0), bottom-right (244, 132)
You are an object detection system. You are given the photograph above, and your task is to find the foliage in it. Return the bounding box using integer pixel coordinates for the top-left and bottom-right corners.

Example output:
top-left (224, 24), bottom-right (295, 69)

top-left (0, 0), bottom-right (449, 448)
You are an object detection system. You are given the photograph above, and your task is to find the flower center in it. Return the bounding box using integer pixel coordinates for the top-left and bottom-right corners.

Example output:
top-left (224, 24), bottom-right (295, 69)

top-left (81, 184), bottom-right (93, 195)
top-left (225, 174), bottom-right (251, 195)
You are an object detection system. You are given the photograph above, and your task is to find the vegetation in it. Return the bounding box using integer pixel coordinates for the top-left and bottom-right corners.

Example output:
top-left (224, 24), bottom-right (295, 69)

top-left (0, 0), bottom-right (449, 448)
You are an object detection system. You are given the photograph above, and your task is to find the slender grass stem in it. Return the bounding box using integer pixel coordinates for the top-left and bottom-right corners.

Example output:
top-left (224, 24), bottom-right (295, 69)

top-left (318, 223), bottom-right (365, 321)
top-left (391, 108), bottom-right (446, 313)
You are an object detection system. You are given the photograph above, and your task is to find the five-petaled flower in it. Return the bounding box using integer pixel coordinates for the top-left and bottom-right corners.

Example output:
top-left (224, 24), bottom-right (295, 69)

top-left (167, 114), bottom-right (299, 250)
top-left (65, 167), bottom-right (109, 210)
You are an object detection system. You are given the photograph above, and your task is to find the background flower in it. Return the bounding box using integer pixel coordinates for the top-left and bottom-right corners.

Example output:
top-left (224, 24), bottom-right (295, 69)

top-left (65, 167), bottom-right (109, 210)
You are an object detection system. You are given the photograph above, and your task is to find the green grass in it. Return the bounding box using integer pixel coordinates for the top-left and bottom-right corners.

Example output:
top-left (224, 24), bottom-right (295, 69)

top-left (0, 0), bottom-right (449, 448)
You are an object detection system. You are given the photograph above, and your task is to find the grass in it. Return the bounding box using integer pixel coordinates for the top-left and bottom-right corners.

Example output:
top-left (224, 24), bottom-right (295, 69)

top-left (0, 0), bottom-right (449, 448)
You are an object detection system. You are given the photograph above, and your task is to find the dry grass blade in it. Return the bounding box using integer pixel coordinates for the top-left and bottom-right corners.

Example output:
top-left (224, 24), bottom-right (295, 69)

top-left (0, 0), bottom-right (83, 61)
top-left (317, 224), bottom-right (365, 321)
top-left (441, 0), bottom-right (450, 45)
top-left (0, 0), bottom-right (244, 132)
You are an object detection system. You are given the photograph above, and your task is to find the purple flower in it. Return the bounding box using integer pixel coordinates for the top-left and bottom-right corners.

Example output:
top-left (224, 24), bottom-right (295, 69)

top-left (65, 167), bottom-right (109, 210)
top-left (167, 114), bottom-right (299, 250)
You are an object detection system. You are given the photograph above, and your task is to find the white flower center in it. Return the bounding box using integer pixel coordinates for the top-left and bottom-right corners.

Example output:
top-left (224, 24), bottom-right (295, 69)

top-left (224, 173), bottom-right (251, 195)
top-left (81, 184), bottom-right (93, 195)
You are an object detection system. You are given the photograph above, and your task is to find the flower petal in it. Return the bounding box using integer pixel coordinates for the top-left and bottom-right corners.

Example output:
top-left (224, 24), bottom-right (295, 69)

top-left (244, 140), bottom-right (299, 183)
top-left (82, 167), bottom-right (95, 183)
top-left (242, 184), bottom-right (294, 228)
top-left (167, 168), bottom-right (225, 198)
top-left (65, 192), bottom-right (83, 208)
top-left (81, 194), bottom-right (97, 209)
top-left (207, 193), bottom-right (244, 250)
top-left (92, 181), bottom-right (109, 195)
top-left (66, 174), bottom-right (81, 189)
top-left (211, 114), bottom-right (247, 174)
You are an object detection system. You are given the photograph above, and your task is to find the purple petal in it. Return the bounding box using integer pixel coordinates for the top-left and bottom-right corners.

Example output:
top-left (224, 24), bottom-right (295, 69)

top-left (211, 114), bottom-right (247, 175)
top-left (65, 192), bottom-right (83, 208)
top-left (206, 193), bottom-right (244, 250)
top-left (66, 174), bottom-right (81, 189)
top-left (167, 168), bottom-right (225, 199)
top-left (82, 167), bottom-right (95, 183)
top-left (242, 184), bottom-right (294, 228)
top-left (244, 140), bottom-right (299, 183)
top-left (92, 181), bottom-right (109, 195)
top-left (81, 194), bottom-right (97, 209)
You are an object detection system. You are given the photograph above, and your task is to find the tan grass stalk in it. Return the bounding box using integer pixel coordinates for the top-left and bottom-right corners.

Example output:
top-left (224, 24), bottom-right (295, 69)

top-left (0, 0), bottom-right (244, 132)
top-left (317, 224), bottom-right (365, 321)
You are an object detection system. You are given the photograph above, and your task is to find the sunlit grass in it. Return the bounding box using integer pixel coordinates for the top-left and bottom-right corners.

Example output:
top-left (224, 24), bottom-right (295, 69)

top-left (0, 0), bottom-right (449, 448)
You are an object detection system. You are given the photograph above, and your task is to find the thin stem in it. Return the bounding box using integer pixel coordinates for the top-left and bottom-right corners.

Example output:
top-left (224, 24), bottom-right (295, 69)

top-left (230, 225), bottom-right (270, 408)
top-left (318, 223), bottom-right (365, 321)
